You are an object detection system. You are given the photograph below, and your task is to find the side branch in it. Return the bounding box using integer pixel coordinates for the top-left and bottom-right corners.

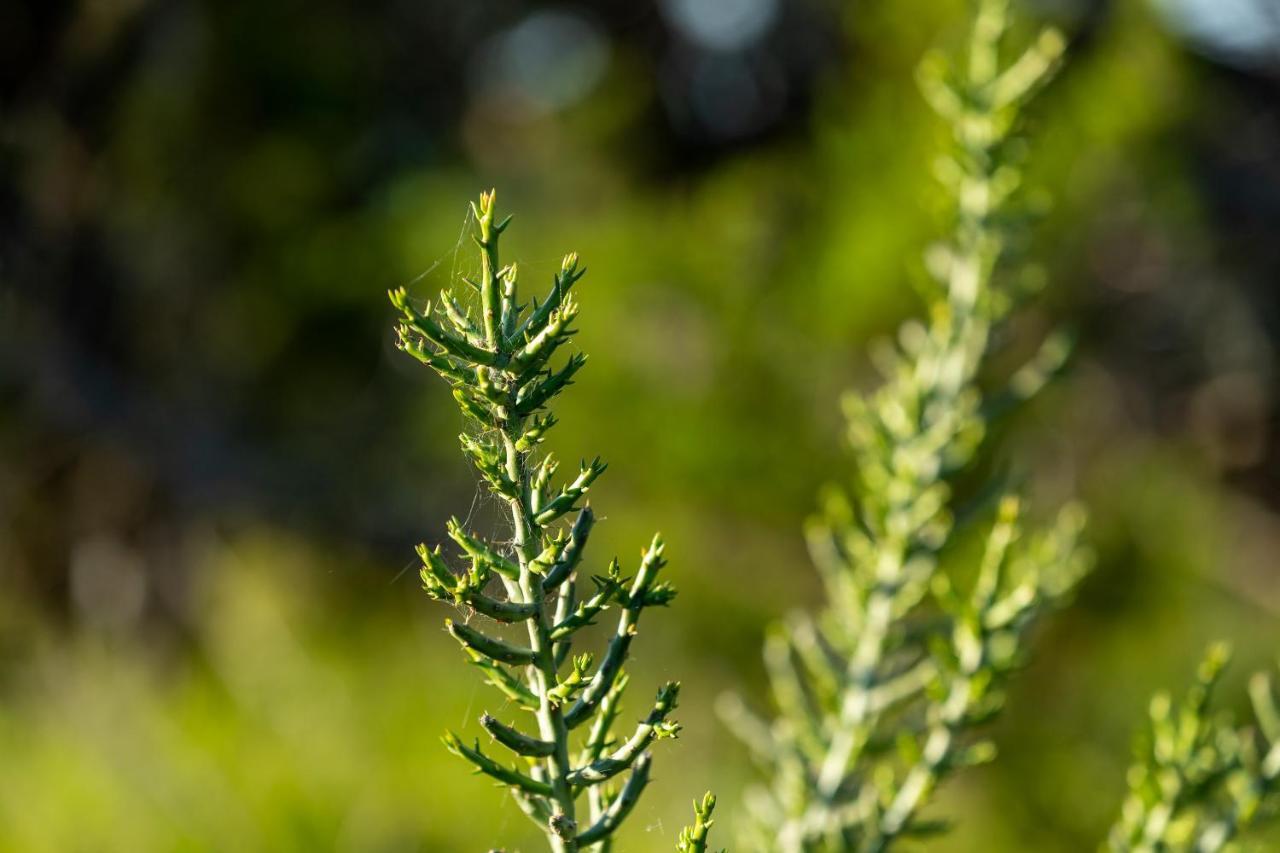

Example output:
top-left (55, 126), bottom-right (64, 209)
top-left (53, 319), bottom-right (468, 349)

top-left (564, 536), bottom-right (671, 728)
top-left (568, 682), bottom-right (680, 787)
top-left (443, 732), bottom-right (554, 797)
top-left (480, 713), bottom-right (557, 757)
top-left (542, 507), bottom-right (595, 591)
top-left (575, 752), bottom-right (653, 846)
top-left (447, 619), bottom-right (536, 666)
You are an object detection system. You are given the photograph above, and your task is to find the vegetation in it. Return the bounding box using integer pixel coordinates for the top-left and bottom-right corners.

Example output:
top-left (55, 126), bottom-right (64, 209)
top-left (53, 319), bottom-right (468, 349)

top-left (677, 793), bottom-right (723, 853)
top-left (3, 0), bottom-right (1279, 851)
top-left (720, 1), bottom-right (1090, 848)
top-left (390, 192), bottom-right (695, 851)
top-left (1109, 645), bottom-right (1280, 851)
top-left (391, 5), bottom-right (1280, 852)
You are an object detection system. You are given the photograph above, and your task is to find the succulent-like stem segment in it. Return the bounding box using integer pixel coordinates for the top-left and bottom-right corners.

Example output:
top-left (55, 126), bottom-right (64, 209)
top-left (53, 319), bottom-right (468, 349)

top-left (722, 2), bottom-right (1089, 850)
top-left (677, 792), bottom-right (722, 853)
top-left (393, 191), bottom-right (685, 851)
top-left (1107, 645), bottom-right (1280, 851)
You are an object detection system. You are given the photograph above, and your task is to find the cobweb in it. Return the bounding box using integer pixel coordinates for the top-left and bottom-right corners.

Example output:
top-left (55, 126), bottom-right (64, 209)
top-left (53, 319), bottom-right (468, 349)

top-left (401, 201), bottom-right (582, 570)
top-left (393, 198), bottom-right (601, 732)
top-left (390, 200), bottom-right (532, 649)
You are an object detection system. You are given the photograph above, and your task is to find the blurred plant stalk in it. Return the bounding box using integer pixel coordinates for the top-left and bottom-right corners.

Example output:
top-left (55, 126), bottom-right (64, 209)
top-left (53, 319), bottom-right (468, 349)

top-left (720, 1), bottom-right (1091, 849)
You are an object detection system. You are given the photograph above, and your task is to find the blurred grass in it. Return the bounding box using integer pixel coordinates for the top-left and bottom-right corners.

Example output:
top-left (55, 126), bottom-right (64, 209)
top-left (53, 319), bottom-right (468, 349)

top-left (0, 530), bottom-right (737, 851)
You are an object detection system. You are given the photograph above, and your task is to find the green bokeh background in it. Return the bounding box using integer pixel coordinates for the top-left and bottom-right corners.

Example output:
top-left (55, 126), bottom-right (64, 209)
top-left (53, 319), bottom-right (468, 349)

top-left (4, 0), bottom-right (1280, 849)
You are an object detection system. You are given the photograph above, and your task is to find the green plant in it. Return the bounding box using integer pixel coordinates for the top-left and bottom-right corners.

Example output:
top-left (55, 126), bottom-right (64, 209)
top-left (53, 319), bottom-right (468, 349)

top-left (390, 191), bottom-right (694, 852)
top-left (720, 1), bottom-right (1090, 849)
top-left (677, 792), bottom-right (723, 853)
top-left (1108, 644), bottom-right (1280, 851)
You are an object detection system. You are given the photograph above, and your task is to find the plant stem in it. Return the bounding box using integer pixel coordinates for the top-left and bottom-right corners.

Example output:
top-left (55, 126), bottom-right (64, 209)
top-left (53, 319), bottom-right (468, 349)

top-left (504, 429), bottom-right (579, 850)
top-left (398, 191), bottom-right (689, 851)
top-left (815, 540), bottom-right (905, 799)
top-left (738, 4), bottom-right (1078, 849)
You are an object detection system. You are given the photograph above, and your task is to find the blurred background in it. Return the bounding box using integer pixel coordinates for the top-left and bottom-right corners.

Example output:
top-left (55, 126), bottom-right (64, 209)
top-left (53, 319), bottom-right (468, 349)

top-left (3, 0), bottom-right (1280, 849)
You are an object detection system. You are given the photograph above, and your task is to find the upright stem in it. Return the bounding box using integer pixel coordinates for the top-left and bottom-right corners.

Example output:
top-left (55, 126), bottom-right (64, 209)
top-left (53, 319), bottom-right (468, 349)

top-left (801, 70), bottom-right (998, 853)
top-left (504, 430), bottom-right (579, 851)
top-left (478, 196), bottom-right (578, 848)
top-left (479, 198), bottom-right (501, 348)
top-left (814, 538), bottom-right (906, 799)
top-left (400, 191), bottom-right (678, 852)
top-left (749, 5), bottom-right (1077, 850)
top-left (811, 142), bottom-right (991, 805)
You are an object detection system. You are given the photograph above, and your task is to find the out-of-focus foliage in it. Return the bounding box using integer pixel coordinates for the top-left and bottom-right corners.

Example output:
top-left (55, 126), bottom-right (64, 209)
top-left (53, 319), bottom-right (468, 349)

top-left (1108, 644), bottom-right (1280, 851)
top-left (724, 3), bottom-right (1092, 848)
top-left (2, 0), bottom-right (1280, 849)
top-left (0, 533), bottom-right (497, 851)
